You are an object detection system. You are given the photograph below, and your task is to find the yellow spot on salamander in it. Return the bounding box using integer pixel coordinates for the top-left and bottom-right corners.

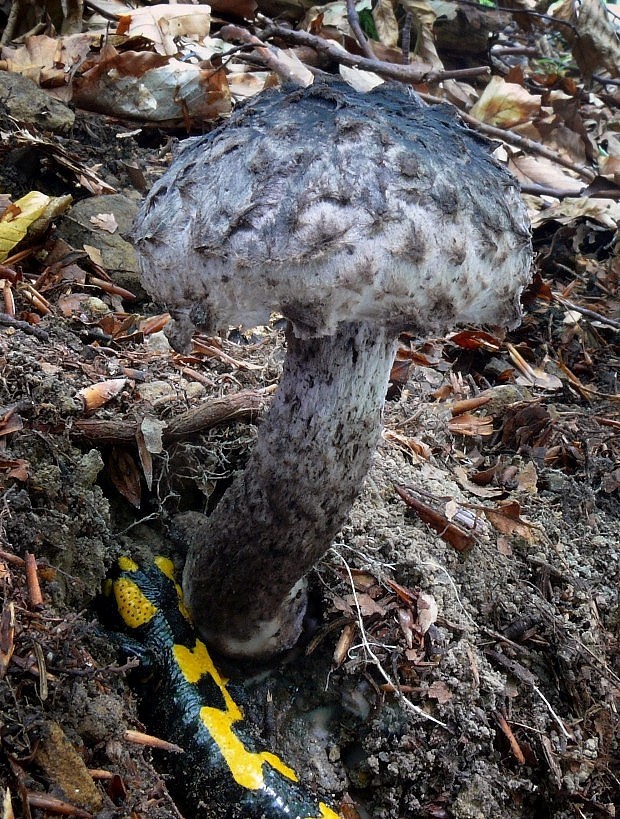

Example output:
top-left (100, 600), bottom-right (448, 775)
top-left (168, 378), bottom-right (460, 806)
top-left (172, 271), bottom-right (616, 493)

top-left (114, 577), bottom-right (157, 629)
top-left (154, 555), bottom-right (175, 581)
top-left (154, 556), bottom-right (192, 622)
top-left (309, 803), bottom-right (340, 819)
top-left (174, 640), bottom-right (298, 790)
top-left (118, 555), bottom-right (139, 573)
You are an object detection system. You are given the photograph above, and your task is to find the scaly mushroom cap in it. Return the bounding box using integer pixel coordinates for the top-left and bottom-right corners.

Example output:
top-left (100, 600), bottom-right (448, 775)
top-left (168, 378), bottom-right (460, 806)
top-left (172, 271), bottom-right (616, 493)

top-left (132, 80), bottom-right (533, 659)
top-left (133, 80), bottom-right (532, 346)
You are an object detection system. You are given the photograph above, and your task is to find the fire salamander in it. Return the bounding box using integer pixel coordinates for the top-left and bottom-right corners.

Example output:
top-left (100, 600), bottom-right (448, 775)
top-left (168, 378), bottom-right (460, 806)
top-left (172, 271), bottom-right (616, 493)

top-left (105, 556), bottom-right (340, 819)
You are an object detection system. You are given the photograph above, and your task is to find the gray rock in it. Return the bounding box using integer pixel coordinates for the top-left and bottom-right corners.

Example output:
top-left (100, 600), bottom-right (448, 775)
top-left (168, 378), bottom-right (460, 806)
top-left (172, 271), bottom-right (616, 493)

top-left (59, 193), bottom-right (144, 298)
top-left (0, 72), bottom-right (74, 133)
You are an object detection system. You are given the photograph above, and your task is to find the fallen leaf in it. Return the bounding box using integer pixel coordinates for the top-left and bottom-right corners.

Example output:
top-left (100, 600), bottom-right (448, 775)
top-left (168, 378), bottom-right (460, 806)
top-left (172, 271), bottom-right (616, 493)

top-left (426, 680), bottom-right (452, 703)
top-left (448, 412), bottom-right (494, 437)
top-left (516, 461), bottom-right (538, 493)
top-left (346, 593), bottom-right (386, 617)
top-left (417, 592), bottom-right (438, 635)
top-left (0, 192), bottom-right (72, 262)
top-left (0, 458), bottom-right (29, 481)
top-left (383, 429), bottom-right (431, 461)
top-left (507, 345), bottom-right (563, 391)
top-left (482, 501), bottom-right (537, 542)
top-left (454, 465), bottom-right (504, 498)
top-left (372, 0), bottom-right (399, 47)
top-left (470, 76), bottom-right (541, 128)
top-left (529, 197), bottom-right (620, 230)
top-left (108, 448), bottom-right (141, 508)
top-left (0, 410), bottom-right (23, 437)
top-left (89, 213), bottom-right (118, 233)
top-left (79, 378), bottom-right (128, 412)
top-left (395, 485), bottom-right (475, 552)
top-left (450, 330), bottom-right (502, 352)
top-left (117, 5), bottom-right (212, 56)
top-left (72, 43), bottom-right (231, 128)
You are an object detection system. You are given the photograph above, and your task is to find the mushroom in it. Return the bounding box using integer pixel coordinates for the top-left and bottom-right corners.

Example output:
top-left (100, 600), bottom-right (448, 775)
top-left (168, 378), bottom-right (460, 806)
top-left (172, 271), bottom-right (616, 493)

top-left (133, 80), bottom-right (532, 660)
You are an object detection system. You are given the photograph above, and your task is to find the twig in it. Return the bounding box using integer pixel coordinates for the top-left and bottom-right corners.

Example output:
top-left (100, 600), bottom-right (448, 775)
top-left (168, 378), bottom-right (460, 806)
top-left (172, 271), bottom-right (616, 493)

top-left (124, 729), bottom-right (184, 753)
top-left (401, 12), bottom-right (413, 64)
top-left (332, 548), bottom-right (449, 730)
top-left (552, 293), bottom-right (620, 330)
top-left (219, 25), bottom-right (311, 87)
top-left (0, 313), bottom-right (49, 341)
top-left (345, 0), bottom-right (376, 60)
top-left (27, 793), bottom-right (92, 818)
top-left (520, 183), bottom-right (620, 200)
top-left (261, 19), bottom-right (489, 84)
top-left (71, 387), bottom-right (274, 445)
top-left (419, 93), bottom-right (596, 182)
top-left (494, 710), bottom-right (526, 764)
top-left (83, 0), bottom-right (121, 19)
top-left (24, 552), bottom-right (43, 608)
top-left (532, 685), bottom-right (571, 740)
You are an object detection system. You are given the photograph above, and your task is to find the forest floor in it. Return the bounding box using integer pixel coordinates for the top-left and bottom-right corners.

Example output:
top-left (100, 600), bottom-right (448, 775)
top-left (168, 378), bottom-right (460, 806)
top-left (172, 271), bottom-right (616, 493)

top-left (0, 3), bottom-right (619, 817)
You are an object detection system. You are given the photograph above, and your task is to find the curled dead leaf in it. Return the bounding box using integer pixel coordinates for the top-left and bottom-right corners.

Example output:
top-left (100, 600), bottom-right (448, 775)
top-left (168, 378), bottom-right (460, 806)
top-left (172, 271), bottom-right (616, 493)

top-left (79, 378), bottom-right (128, 412)
top-left (448, 412), bottom-right (494, 437)
top-left (395, 485), bottom-right (476, 552)
top-left (416, 592), bottom-right (438, 635)
top-left (481, 501), bottom-right (538, 542)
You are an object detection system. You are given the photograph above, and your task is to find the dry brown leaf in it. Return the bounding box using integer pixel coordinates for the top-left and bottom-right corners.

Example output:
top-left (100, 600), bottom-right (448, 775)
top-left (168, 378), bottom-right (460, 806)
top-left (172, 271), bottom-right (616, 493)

top-left (333, 622), bottom-right (356, 667)
top-left (453, 465), bottom-right (504, 498)
top-left (117, 5), bottom-right (212, 56)
top-left (448, 412), bottom-right (494, 437)
top-left (426, 680), bottom-right (452, 703)
top-left (79, 378), bottom-right (127, 412)
top-left (549, 0), bottom-right (620, 79)
top-left (383, 429), bottom-right (432, 461)
top-left (508, 155), bottom-right (584, 193)
top-left (470, 76), bottom-right (541, 128)
top-left (400, 0), bottom-right (442, 67)
top-left (0, 459), bottom-right (29, 481)
top-left (450, 330), bottom-right (502, 352)
top-left (529, 197), bottom-right (620, 230)
top-left (346, 593), bottom-right (386, 617)
top-left (0, 411), bottom-right (23, 437)
top-left (372, 0), bottom-right (399, 48)
top-left (89, 213), bottom-right (118, 234)
top-left (482, 501), bottom-right (537, 542)
top-left (416, 592), bottom-right (438, 635)
top-left (72, 43), bottom-right (231, 128)
top-left (108, 448), bottom-right (141, 508)
top-left (395, 485), bottom-right (475, 552)
top-left (506, 344), bottom-right (563, 391)
top-left (516, 461), bottom-right (538, 493)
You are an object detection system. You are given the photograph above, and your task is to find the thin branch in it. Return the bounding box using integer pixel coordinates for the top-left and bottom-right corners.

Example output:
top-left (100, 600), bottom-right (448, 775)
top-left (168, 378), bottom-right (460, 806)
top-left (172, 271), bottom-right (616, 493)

top-left (401, 12), bottom-right (413, 65)
top-left (345, 0), bottom-right (376, 60)
top-left (520, 183), bottom-right (620, 200)
top-left (552, 293), bottom-right (620, 330)
top-left (260, 19), bottom-right (490, 84)
top-left (420, 93), bottom-right (596, 182)
top-left (0, 313), bottom-right (49, 341)
top-left (71, 387), bottom-right (274, 446)
top-left (219, 25), bottom-right (311, 86)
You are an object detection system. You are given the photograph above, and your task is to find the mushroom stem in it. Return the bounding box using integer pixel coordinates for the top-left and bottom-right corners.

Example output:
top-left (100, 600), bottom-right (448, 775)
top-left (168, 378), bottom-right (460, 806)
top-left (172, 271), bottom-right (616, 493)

top-left (180, 321), bottom-right (396, 659)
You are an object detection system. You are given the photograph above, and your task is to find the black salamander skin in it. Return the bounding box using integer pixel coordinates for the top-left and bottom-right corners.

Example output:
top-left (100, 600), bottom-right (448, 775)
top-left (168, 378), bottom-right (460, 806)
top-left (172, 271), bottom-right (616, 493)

top-left (107, 556), bottom-right (340, 819)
